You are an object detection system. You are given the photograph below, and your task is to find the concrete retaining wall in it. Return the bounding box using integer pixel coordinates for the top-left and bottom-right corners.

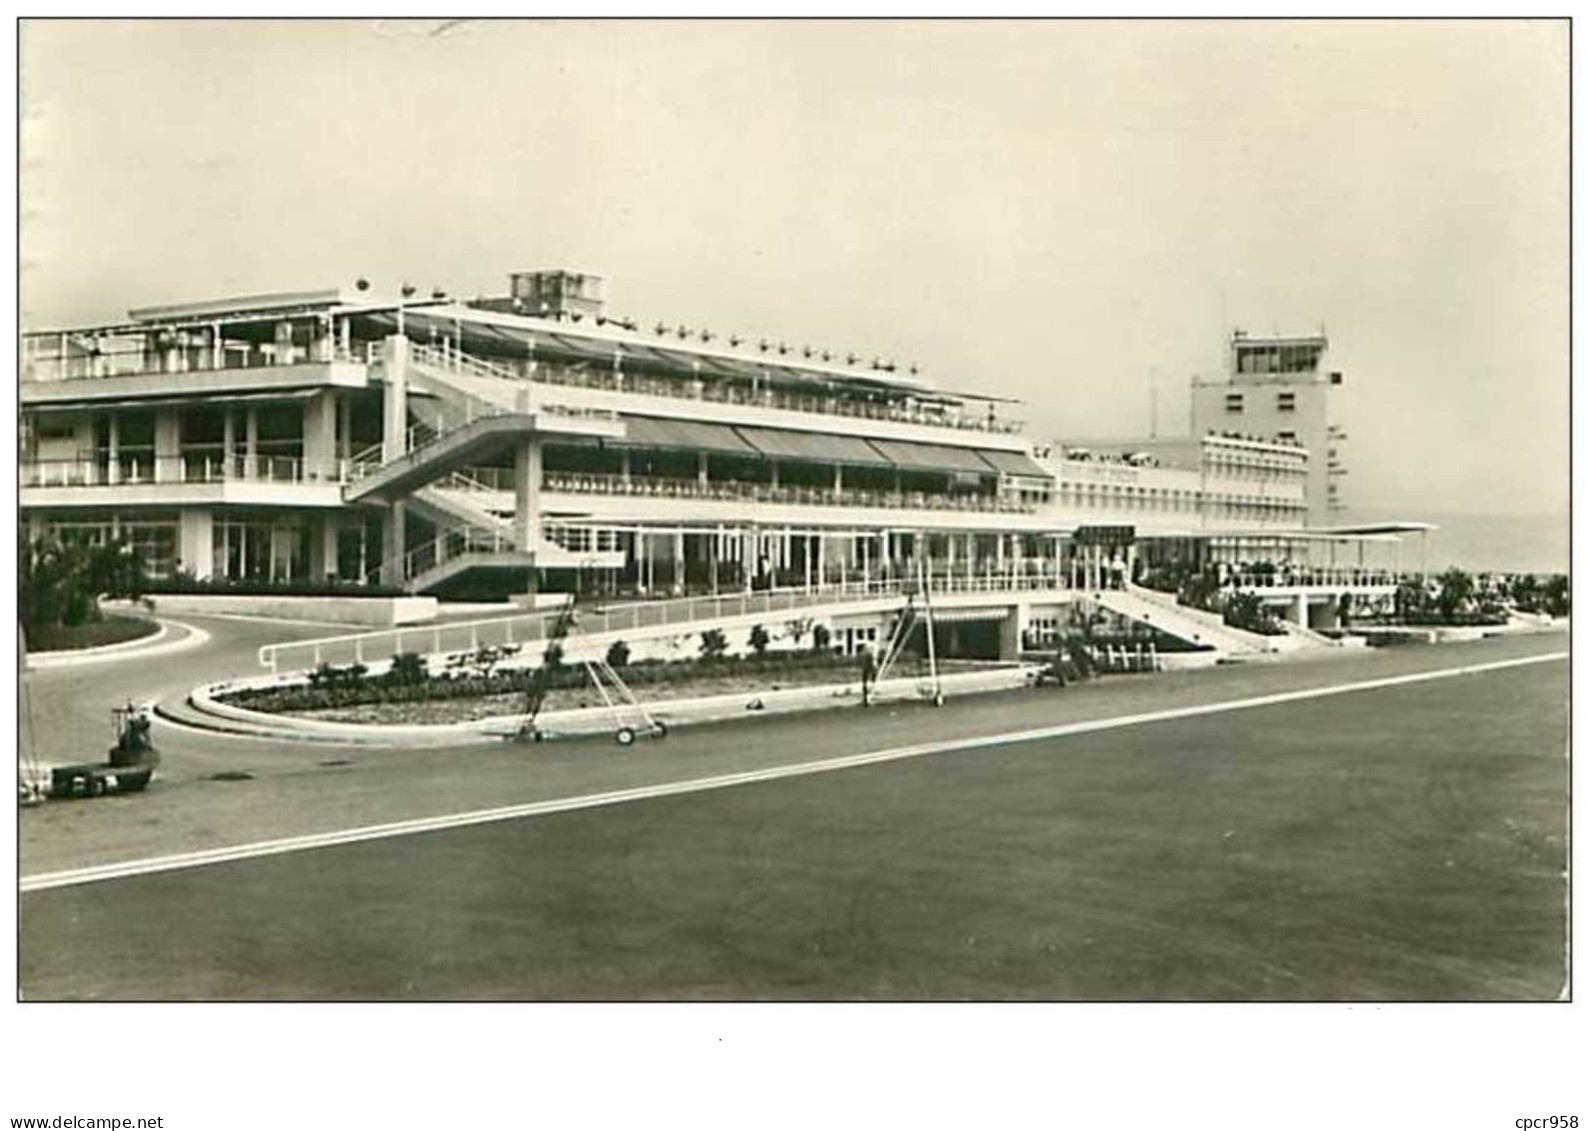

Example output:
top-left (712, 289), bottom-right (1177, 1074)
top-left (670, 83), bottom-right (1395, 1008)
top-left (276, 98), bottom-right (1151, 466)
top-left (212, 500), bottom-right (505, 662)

top-left (152, 594), bottom-right (439, 626)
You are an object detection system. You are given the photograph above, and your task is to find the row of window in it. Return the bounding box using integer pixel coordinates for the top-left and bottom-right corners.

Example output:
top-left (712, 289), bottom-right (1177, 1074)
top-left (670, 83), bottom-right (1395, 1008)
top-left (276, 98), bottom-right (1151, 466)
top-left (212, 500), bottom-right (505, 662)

top-left (1224, 391), bottom-right (1299, 414)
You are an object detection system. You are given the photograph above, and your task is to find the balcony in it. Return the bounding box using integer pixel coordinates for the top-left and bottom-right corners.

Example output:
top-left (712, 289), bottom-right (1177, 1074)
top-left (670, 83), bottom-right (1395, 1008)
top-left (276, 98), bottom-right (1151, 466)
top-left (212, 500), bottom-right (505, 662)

top-left (542, 471), bottom-right (1037, 515)
top-left (21, 337), bottom-right (377, 384)
top-left (22, 453), bottom-right (351, 489)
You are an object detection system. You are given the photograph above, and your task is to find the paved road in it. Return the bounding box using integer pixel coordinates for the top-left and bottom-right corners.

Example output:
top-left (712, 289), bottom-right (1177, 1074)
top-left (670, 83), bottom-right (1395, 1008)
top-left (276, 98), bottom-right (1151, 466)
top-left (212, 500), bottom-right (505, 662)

top-left (21, 651), bottom-right (1568, 1000)
top-left (20, 616), bottom-right (1567, 881)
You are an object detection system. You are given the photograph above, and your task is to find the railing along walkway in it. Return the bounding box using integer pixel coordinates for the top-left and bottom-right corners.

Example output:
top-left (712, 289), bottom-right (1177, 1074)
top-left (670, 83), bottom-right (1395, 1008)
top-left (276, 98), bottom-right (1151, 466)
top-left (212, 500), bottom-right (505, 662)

top-left (257, 573), bottom-right (1069, 673)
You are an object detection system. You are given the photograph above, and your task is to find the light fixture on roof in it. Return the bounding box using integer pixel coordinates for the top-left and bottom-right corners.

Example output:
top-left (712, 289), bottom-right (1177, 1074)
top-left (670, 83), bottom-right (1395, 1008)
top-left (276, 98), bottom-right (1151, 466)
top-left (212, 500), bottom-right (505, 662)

top-left (846, 353), bottom-right (858, 365)
top-left (677, 325), bottom-right (690, 338)
top-left (730, 335), bottom-right (742, 347)
top-left (777, 342), bottom-right (788, 355)
top-left (431, 287), bottom-right (447, 300)
top-left (655, 322), bottom-right (669, 335)
top-left (820, 350), bottom-right (830, 362)
top-left (400, 283), bottom-right (417, 299)
top-left (700, 330), bottom-right (713, 343)
top-left (758, 339), bottom-right (770, 352)
top-left (909, 364), bottom-right (918, 375)
top-left (355, 277), bottom-right (371, 292)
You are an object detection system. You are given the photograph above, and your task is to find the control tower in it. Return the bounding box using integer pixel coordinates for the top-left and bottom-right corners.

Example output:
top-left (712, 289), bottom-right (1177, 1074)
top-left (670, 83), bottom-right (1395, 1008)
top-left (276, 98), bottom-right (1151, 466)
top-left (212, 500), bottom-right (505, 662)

top-left (1191, 330), bottom-right (1345, 525)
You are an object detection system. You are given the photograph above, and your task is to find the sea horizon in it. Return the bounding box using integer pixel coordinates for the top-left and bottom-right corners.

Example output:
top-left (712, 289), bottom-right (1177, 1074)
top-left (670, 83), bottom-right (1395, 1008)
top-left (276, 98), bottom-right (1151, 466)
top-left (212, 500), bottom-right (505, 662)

top-left (1333, 506), bottom-right (1569, 576)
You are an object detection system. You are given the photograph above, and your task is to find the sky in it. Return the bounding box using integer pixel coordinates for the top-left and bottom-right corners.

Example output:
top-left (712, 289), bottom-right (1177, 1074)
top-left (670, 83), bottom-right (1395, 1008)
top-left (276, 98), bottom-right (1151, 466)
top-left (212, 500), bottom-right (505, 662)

top-left (19, 18), bottom-right (1569, 516)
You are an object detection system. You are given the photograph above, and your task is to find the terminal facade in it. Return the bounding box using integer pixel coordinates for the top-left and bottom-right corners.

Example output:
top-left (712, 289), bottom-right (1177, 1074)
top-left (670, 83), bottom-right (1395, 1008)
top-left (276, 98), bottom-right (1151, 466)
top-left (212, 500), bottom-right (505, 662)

top-left (21, 269), bottom-right (1405, 642)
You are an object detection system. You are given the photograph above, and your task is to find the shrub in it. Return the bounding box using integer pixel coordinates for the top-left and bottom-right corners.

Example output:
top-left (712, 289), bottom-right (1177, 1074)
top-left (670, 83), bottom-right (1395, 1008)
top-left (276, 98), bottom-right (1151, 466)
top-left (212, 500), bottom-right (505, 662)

top-left (748, 624), bottom-right (770, 655)
top-left (19, 535), bottom-right (149, 639)
top-left (1542, 575), bottom-right (1570, 618)
top-left (386, 652), bottom-right (428, 686)
top-left (811, 623), bottom-right (832, 653)
top-left (699, 628), bottom-right (728, 662)
top-left (1222, 590), bottom-right (1284, 636)
top-left (605, 639), bottom-right (631, 668)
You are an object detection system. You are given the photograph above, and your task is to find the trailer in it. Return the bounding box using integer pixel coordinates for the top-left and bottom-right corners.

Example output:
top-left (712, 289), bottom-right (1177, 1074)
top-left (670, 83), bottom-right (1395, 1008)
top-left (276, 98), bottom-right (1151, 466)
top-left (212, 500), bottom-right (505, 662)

top-left (43, 703), bottom-right (160, 801)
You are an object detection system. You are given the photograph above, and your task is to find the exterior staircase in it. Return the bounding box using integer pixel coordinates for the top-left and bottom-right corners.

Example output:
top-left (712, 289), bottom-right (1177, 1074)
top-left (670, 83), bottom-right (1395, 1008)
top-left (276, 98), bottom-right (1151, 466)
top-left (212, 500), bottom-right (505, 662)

top-left (1091, 584), bottom-right (1279, 658)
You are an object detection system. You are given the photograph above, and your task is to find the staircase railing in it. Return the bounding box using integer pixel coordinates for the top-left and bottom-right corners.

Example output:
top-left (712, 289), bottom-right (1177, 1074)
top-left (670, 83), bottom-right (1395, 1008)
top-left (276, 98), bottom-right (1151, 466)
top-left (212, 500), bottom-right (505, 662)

top-left (361, 522), bottom-right (521, 588)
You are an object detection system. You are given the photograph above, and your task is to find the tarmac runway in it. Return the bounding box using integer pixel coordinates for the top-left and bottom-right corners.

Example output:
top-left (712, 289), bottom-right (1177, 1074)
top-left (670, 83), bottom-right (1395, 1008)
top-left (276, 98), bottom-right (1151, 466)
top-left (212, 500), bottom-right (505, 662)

top-left (17, 614), bottom-right (1568, 1000)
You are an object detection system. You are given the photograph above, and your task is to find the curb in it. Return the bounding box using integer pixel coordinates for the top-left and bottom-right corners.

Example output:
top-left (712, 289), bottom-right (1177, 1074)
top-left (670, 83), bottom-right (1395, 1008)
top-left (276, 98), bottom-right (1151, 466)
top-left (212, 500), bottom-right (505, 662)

top-left (180, 665), bottom-right (1040, 747)
top-left (27, 618), bottom-right (211, 670)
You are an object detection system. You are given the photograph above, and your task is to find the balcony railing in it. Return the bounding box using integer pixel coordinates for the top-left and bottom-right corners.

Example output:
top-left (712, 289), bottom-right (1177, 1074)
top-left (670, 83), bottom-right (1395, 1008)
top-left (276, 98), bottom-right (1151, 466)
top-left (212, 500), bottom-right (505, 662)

top-left (1225, 569), bottom-right (1403, 590)
top-left (542, 471), bottom-right (1038, 515)
top-left (21, 338), bottom-right (377, 383)
top-left (408, 340), bottom-right (1024, 436)
top-left (22, 454), bottom-right (351, 488)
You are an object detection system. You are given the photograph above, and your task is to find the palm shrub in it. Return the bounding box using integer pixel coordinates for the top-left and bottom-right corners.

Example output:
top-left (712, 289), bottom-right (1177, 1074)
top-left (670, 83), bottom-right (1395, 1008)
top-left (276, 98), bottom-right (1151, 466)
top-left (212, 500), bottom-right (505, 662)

top-left (605, 638), bottom-right (631, 668)
top-left (748, 624), bottom-right (771, 655)
top-left (699, 628), bottom-right (728, 662)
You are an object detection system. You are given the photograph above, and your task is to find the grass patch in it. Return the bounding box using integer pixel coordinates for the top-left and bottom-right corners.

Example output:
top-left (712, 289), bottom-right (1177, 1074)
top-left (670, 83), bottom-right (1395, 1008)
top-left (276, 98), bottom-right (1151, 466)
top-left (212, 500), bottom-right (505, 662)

top-left (25, 614), bottom-right (159, 653)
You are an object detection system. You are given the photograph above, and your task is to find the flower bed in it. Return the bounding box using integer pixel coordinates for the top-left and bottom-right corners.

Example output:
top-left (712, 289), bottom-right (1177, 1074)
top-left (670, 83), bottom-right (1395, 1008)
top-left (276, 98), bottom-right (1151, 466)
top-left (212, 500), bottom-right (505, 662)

top-left (217, 648), bottom-right (989, 727)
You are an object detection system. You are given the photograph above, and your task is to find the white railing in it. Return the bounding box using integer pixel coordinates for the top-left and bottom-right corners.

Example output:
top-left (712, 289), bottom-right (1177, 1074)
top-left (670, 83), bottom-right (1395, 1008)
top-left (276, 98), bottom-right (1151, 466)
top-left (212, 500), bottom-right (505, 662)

top-left (257, 572), bottom-right (1070, 672)
top-left (22, 454), bottom-right (350, 488)
top-left (22, 334), bottom-right (374, 383)
top-left (541, 471), bottom-right (1037, 515)
top-left (1225, 569), bottom-right (1403, 590)
top-left (362, 522), bottom-right (520, 587)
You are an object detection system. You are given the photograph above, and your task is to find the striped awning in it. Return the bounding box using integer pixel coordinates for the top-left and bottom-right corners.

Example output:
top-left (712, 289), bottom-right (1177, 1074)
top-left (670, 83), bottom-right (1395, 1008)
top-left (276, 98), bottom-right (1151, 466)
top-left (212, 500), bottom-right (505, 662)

top-left (977, 448), bottom-right (1053, 479)
top-left (616, 416), bottom-right (758, 456)
top-left (868, 439), bottom-right (995, 475)
top-left (734, 426), bottom-right (893, 467)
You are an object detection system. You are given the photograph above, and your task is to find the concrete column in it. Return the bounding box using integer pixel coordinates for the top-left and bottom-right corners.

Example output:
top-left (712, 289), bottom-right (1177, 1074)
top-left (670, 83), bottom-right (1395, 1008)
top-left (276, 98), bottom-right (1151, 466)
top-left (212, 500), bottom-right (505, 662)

top-left (245, 408), bottom-right (259, 479)
top-left (303, 391), bottom-right (338, 481)
top-left (673, 529), bottom-right (685, 594)
top-left (154, 409), bottom-right (180, 484)
top-left (381, 503), bottom-right (407, 587)
top-left (513, 437), bottom-right (543, 552)
top-left (834, 465), bottom-right (843, 493)
top-left (621, 450), bottom-right (632, 486)
top-left (211, 323), bottom-right (223, 370)
top-left (999, 606), bottom-right (1022, 661)
top-left (178, 509), bottom-right (214, 579)
top-left (697, 451), bottom-right (709, 487)
top-left (106, 414), bottom-right (120, 485)
top-left (309, 515), bottom-right (336, 580)
top-left (1294, 593), bottom-right (1309, 628)
top-left (335, 392), bottom-right (351, 462)
top-left (274, 320), bottom-right (296, 366)
top-left (222, 411), bottom-right (236, 476)
top-left (381, 334), bottom-right (410, 463)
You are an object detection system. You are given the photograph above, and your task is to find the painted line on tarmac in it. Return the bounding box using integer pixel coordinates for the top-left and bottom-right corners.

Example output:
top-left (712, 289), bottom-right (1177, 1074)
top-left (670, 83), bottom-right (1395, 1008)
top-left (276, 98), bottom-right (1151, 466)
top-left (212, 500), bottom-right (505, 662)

top-left (21, 649), bottom-right (1566, 894)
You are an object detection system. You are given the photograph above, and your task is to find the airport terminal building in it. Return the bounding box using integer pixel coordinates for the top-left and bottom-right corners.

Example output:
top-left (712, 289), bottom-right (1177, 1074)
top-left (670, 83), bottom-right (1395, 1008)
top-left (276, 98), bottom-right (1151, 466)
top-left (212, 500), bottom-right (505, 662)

top-left (21, 268), bottom-right (1414, 644)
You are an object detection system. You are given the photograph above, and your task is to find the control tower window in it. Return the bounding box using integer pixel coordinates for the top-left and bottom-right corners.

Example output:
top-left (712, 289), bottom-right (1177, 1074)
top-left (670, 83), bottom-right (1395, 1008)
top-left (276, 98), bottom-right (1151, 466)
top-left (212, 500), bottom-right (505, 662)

top-left (1224, 393), bottom-right (1244, 414)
